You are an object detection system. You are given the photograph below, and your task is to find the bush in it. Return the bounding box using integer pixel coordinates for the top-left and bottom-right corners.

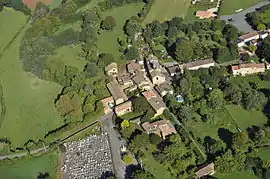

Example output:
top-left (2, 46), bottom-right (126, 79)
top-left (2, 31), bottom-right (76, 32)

top-left (101, 16), bottom-right (116, 30)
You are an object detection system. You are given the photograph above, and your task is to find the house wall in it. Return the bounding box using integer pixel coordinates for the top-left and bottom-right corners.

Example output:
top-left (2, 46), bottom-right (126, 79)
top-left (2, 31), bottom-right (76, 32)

top-left (233, 68), bottom-right (265, 76)
top-left (237, 41), bottom-right (245, 47)
top-left (115, 98), bottom-right (124, 105)
top-left (243, 35), bottom-right (260, 43)
top-left (115, 106), bottom-right (132, 116)
top-left (188, 63), bottom-right (215, 70)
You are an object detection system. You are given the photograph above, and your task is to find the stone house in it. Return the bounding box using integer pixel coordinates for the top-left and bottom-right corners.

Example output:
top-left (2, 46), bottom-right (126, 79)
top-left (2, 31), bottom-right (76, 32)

top-left (105, 63), bottom-right (118, 76)
top-left (115, 101), bottom-right (132, 116)
top-left (106, 80), bottom-right (128, 105)
top-left (195, 163), bottom-right (215, 178)
top-left (231, 63), bottom-right (265, 76)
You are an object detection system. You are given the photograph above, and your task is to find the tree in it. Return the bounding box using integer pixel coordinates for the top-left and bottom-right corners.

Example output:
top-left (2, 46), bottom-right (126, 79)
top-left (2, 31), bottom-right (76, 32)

top-left (84, 63), bottom-right (97, 78)
top-left (37, 172), bottom-right (50, 179)
top-left (242, 89), bottom-right (267, 110)
top-left (132, 169), bottom-right (154, 179)
top-left (215, 150), bottom-right (245, 173)
top-left (149, 133), bottom-right (162, 145)
top-left (101, 16), bottom-right (116, 30)
top-left (175, 39), bottom-right (194, 63)
top-left (120, 120), bottom-right (130, 129)
top-left (232, 132), bottom-right (250, 152)
top-left (257, 23), bottom-right (266, 31)
top-left (125, 46), bottom-right (139, 60)
top-left (98, 53), bottom-right (115, 67)
top-left (132, 97), bottom-right (153, 116)
top-left (260, 40), bottom-right (270, 61)
top-left (214, 46), bottom-right (231, 64)
top-left (124, 18), bottom-right (140, 37)
top-left (122, 153), bottom-right (133, 164)
top-left (224, 84), bottom-right (242, 105)
top-left (129, 133), bottom-right (150, 153)
top-left (207, 89), bottom-right (224, 110)
top-left (222, 24), bottom-right (238, 41)
top-left (241, 53), bottom-right (250, 61)
top-left (248, 44), bottom-right (257, 53)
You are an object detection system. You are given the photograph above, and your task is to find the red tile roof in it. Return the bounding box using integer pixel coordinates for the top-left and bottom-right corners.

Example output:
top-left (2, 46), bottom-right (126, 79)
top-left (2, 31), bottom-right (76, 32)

top-left (142, 90), bottom-right (157, 100)
top-left (231, 63), bottom-right (265, 71)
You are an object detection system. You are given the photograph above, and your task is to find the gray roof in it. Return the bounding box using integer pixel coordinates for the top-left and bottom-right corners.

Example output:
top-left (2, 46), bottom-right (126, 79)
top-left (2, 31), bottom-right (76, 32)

top-left (106, 80), bottom-right (128, 101)
top-left (105, 63), bottom-right (117, 72)
top-left (179, 59), bottom-right (215, 70)
top-left (148, 97), bottom-right (166, 112)
top-left (132, 74), bottom-right (145, 85)
top-left (155, 83), bottom-right (172, 93)
top-left (150, 70), bottom-right (165, 78)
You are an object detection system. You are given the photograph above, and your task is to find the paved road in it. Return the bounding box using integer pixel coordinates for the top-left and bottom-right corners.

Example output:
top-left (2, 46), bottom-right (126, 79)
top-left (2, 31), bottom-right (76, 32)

top-left (220, 0), bottom-right (270, 33)
top-left (101, 114), bottom-right (126, 179)
top-left (0, 113), bottom-right (112, 160)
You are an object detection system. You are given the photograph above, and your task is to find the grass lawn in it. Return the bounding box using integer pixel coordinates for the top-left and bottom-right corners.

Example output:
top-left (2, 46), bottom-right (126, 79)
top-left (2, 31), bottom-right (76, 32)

top-left (143, 0), bottom-right (191, 25)
top-left (219, 0), bottom-right (265, 15)
top-left (255, 148), bottom-right (270, 160)
top-left (0, 8), bottom-right (27, 52)
top-left (142, 151), bottom-right (172, 179)
top-left (97, 3), bottom-right (144, 60)
top-left (215, 171), bottom-right (257, 179)
top-left (225, 105), bottom-right (268, 130)
top-left (49, 44), bottom-right (87, 71)
top-left (119, 112), bottom-right (143, 120)
top-left (76, 0), bottom-right (101, 12)
top-left (0, 20), bottom-right (63, 147)
top-left (0, 151), bottom-right (59, 179)
top-left (185, 110), bottom-right (237, 140)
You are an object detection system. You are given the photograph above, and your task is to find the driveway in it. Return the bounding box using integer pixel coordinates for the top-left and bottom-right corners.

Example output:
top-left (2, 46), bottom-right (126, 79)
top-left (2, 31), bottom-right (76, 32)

top-left (220, 0), bottom-right (270, 33)
top-left (101, 114), bottom-right (126, 179)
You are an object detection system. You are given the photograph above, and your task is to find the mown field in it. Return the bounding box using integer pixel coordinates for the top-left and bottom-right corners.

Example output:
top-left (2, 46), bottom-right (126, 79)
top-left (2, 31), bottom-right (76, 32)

top-left (143, 0), bottom-right (191, 25)
top-left (219, 0), bottom-right (265, 15)
top-left (0, 9), bottom-right (63, 147)
top-left (0, 8), bottom-right (27, 52)
top-left (226, 105), bottom-right (268, 130)
top-left (0, 151), bottom-right (59, 179)
top-left (186, 104), bottom-right (268, 141)
top-left (97, 3), bottom-right (144, 60)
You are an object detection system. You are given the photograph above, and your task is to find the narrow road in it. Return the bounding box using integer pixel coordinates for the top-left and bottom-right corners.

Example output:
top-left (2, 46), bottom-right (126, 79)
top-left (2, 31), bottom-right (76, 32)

top-left (220, 0), bottom-right (270, 33)
top-left (0, 113), bottom-right (112, 160)
top-left (101, 115), bottom-right (126, 179)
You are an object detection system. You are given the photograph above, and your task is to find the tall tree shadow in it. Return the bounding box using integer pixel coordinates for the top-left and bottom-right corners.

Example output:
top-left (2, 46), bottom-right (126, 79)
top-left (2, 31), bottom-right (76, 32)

top-left (218, 128), bottom-right (233, 149)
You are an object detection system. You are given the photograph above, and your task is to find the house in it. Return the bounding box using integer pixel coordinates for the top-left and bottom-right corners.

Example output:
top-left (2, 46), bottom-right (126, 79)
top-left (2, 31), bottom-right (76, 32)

top-left (132, 74), bottom-right (151, 91)
top-left (106, 80), bottom-right (128, 105)
top-left (105, 63), bottom-right (118, 76)
top-left (127, 61), bottom-right (141, 75)
top-left (155, 83), bottom-right (173, 97)
top-left (142, 90), bottom-right (166, 117)
top-left (179, 59), bottom-right (215, 73)
top-left (141, 119), bottom-right (177, 139)
top-left (165, 65), bottom-right (181, 77)
top-left (150, 70), bottom-right (166, 85)
top-left (100, 96), bottom-right (114, 114)
top-left (238, 31), bottom-right (260, 43)
top-left (142, 90), bottom-right (158, 100)
top-left (231, 63), bottom-right (265, 76)
top-left (195, 163), bottom-right (215, 178)
top-left (196, 10), bottom-right (217, 19)
top-left (117, 74), bottom-right (133, 88)
top-left (115, 101), bottom-right (132, 116)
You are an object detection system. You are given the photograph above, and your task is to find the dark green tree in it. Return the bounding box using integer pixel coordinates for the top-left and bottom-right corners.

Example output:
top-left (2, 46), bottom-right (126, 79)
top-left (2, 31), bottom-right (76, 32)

top-left (101, 16), bottom-right (116, 30)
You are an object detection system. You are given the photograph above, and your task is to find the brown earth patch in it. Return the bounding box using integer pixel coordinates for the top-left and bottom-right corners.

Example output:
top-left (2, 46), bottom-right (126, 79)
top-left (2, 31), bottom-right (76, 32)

top-left (22, 0), bottom-right (52, 9)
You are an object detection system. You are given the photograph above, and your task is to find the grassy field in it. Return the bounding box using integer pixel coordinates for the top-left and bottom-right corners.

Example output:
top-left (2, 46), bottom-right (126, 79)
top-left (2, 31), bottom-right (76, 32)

top-left (97, 3), bottom-right (144, 60)
top-left (219, 0), bottom-right (265, 15)
top-left (255, 148), bottom-right (270, 160)
top-left (215, 171), bottom-right (257, 179)
top-left (226, 105), bottom-right (268, 130)
top-left (143, 0), bottom-right (191, 25)
top-left (49, 44), bottom-right (87, 71)
top-left (0, 8), bottom-right (27, 52)
top-left (0, 11), bottom-right (63, 147)
top-left (185, 110), bottom-right (237, 140)
top-left (0, 151), bottom-right (59, 179)
top-left (142, 151), bottom-right (172, 179)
